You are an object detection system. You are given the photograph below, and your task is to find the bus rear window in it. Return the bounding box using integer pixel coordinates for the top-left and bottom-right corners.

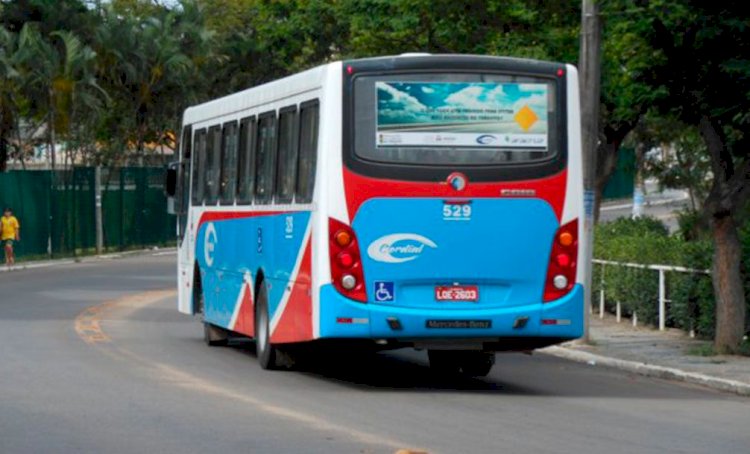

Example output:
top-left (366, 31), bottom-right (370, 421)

top-left (352, 73), bottom-right (559, 166)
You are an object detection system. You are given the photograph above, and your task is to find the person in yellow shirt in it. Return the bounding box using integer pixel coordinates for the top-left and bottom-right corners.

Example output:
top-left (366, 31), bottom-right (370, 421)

top-left (1, 207), bottom-right (20, 266)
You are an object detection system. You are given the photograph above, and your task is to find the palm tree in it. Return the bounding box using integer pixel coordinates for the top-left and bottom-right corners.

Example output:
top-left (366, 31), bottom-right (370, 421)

top-left (0, 27), bottom-right (23, 171)
top-left (92, 2), bottom-right (215, 164)
top-left (16, 23), bottom-right (106, 169)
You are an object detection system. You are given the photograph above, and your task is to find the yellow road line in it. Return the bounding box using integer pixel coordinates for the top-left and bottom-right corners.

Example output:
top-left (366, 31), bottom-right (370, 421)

top-left (74, 290), bottom-right (176, 345)
top-left (73, 288), bottom-right (431, 453)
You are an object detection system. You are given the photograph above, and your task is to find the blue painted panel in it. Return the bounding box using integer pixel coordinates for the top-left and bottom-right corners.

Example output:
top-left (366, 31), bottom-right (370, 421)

top-left (195, 211), bottom-right (311, 329)
top-left (352, 198), bottom-right (559, 309)
top-left (319, 283), bottom-right (584, 340)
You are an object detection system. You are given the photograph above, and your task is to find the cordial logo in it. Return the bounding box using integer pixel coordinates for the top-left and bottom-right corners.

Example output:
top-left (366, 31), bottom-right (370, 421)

top-left (476, 134), bottom-right (498, 145)
top-left (367, 233), bottom-right (437, 263)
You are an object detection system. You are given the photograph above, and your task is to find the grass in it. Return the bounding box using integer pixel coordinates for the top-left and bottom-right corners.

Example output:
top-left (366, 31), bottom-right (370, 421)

top-left (738, 338), bottom-right (750, 357)
top-left (688, 338), bottom-right (750, 358)
top-left (687, 343), bottom-right (717, 357)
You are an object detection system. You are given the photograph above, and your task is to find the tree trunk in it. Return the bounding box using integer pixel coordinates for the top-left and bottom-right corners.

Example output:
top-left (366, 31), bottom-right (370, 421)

top-left (711, 214), bottom-right (746, 353)
top-left (698, 116), bottom-right (748, 353)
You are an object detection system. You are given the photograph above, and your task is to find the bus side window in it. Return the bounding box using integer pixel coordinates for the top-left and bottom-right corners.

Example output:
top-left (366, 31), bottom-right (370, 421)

top-left (191, 128), bottom-right (207, 205)
top-left (220, 121), bottom-right (239, 205)
top-left (276, 106), bottom-right (298, 204)
top-left (296, 101), bottom-right (319, 204)
top-left (237, 116), bottom-right (256, 204)
top-left (255, 112), bottom-right (277, 204)
top-left (205, 125), bottom-right (222, 205)
top-left (177, 125), bottom-right (191, 238)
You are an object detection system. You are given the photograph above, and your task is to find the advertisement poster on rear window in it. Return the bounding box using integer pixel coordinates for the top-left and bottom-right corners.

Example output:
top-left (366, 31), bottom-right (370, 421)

top-left (375, 81), bottom-right (549, 149)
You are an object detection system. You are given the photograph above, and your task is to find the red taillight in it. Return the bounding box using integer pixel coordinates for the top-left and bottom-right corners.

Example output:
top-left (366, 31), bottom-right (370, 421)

top-left (329, 218), bottom-right (367, 302)
top-left (337, 251), bottom-right (354, 268)
top-left (543, 219), bottom-right (578, 302)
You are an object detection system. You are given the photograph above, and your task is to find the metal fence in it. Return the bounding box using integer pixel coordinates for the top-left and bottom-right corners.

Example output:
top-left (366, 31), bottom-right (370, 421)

top-left (0, 167), bottom-right (175, 259)
top-left (593, 258), bottom-right (711, 334)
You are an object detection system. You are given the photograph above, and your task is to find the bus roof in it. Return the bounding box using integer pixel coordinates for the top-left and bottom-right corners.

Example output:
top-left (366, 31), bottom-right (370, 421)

top-left (182, 54), bottom-right (567, 125)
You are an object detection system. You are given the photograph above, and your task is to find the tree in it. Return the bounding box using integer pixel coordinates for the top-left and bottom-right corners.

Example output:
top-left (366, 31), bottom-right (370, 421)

top-left (592, 1), bottom-right (670, 220)
top-left (343, 0), bottom-right (579, 60)
top-left (0, 27), bottom-right (22, 171)
top-left (630, 0), bottom-right (750, 352)
top-left (91, 1), bottom-right (214, 165)
top-left (15, 23), bottom-right (105, 168)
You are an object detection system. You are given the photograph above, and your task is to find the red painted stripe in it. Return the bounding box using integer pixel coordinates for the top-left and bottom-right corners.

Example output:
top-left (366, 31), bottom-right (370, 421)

top-left (270, 238), bottom-right (314, 344)
top-left (342, 168), bottom-right (567, 222)
top-left (233, 283), bottom-right (255, 337)
top-left (196, 210), bottom-right (289, 231)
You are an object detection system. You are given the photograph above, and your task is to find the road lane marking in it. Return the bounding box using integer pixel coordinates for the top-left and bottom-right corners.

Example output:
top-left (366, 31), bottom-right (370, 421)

top-left (74, 290), bottom-right (176, 345)
top-left (74, 289), bottom-right (431, 454)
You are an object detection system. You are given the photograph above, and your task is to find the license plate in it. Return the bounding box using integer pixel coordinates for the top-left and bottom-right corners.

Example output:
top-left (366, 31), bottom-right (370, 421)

top-left (435, 285), bottom-right (479, 302)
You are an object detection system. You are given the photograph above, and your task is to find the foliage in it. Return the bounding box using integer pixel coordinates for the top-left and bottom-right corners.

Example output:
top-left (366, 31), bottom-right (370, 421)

top-left (595, 217), bottom-right (749, 340)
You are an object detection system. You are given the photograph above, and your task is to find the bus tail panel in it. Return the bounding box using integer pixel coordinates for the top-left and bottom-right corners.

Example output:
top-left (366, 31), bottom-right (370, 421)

top-left (352, 197), bottom-right (559, 312)
top-left (318, 283), bottom-right (584, 343)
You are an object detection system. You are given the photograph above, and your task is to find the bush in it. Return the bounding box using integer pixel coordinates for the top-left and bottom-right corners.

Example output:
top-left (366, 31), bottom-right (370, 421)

top-left (594, 216), bottom-right (749, 339)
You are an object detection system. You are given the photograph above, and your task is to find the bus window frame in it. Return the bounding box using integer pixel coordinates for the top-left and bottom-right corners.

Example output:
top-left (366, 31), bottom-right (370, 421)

top-left (191, 128), bottom-right (207, 205)
top-left (177, 124), bottom-right (191, 239)
top-left (275, 105), bottom-right (299, 204)
top-left (204, 125), bottom-right (222, 205)
top-left (295, 100), bottom-right (319, 204)
top-left (220, 120), bottom-right (239, 205)
top-left (237, 115), bottom-right (257, 205)
top-left (254, 111), bottom-right (277, 205)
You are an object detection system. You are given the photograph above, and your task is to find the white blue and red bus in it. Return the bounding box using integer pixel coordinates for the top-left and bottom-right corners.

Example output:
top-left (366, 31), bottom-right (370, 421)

top-left (167, 54), bottom-right (584, 375)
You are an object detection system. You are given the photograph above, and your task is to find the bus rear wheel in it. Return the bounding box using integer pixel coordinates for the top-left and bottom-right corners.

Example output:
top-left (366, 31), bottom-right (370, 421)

top-left (428, 350), bottom-right (495, 377)
top-left (255, 282), bottom-right (282, 370)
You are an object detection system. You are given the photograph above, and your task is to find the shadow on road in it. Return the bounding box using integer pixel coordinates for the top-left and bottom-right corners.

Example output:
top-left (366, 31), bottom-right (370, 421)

top-left (229, 340), bottom-right (539, 393)
top-left (222, 339), bottom-right (720, 399)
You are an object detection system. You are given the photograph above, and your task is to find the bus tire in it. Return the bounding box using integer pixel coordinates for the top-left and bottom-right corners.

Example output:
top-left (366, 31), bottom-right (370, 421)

top-left (427, 350), bottom-right (461, 375)
top-left (458, 352), bottom-right (495, 377)
top-left (203, 322), bottom-right (229, 347)
top-left (255, 282), bottom-right (281, 370)
top-left (428, 350), bottom-right (495, 377)
top-left (193, 265), bottom-right (204, 315)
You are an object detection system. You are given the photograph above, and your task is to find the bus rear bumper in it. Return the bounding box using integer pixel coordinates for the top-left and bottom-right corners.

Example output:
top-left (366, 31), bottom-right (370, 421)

top-left (318, 284), bottom-right (584, 348)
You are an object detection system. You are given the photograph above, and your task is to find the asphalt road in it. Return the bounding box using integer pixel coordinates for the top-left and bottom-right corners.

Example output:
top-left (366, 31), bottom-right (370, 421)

top-left (1, 254), bottom-right (749, 454)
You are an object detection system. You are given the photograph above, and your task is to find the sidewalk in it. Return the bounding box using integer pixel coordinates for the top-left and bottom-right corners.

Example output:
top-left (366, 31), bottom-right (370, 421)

top-left (544, 314), bottom-right (750, 396)
top-left (0, 247), bottom-right (176, 273)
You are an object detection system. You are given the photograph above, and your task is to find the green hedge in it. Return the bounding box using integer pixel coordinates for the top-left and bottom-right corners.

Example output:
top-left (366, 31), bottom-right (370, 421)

top-left (594, 217), bottom-right (749, 338)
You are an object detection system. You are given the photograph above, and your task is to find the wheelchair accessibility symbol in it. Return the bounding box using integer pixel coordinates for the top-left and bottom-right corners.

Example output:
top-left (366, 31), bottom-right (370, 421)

top-left (374, 281), bottom-right (394, 302)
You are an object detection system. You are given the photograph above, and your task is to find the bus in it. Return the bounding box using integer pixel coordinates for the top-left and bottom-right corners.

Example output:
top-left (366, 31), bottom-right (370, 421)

top-left (166, 54), bottom-right (584, 376)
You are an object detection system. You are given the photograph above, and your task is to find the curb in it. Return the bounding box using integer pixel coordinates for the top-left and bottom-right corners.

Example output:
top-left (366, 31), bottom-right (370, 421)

top-left (542, 345), bottom-right (750, 397)
top-left (0, 248), bottom-right (176, 273)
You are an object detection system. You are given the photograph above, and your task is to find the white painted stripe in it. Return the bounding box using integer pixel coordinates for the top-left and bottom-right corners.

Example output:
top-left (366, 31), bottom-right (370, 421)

top-left (269, 221), bottom-right (313, 335)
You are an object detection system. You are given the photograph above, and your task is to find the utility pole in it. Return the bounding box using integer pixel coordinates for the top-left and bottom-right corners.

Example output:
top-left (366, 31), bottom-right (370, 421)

top-left (579, 0), bottom-right (602, 342)
top-left (95, 166), bottom-right (104, 254)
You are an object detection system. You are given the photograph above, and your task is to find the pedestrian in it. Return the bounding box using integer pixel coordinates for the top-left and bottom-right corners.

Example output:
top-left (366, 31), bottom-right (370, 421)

top-left (1, 207), bottom-right (20, 266)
